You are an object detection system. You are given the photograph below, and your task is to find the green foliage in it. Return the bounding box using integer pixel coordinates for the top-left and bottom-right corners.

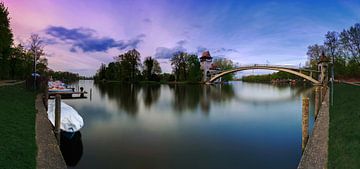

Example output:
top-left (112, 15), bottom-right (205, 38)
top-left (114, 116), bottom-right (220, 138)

top-left (0, 2), bottom-right (14, 79)
top-left (95, 50), bottom-right (168, 82)
top-left (212, 58), bottom-right (235, 81)
top-left (143, 56), bottom-right (161, 81)
top-left (171, 52), bottom-right (188, 81)
top-left (186, 54), bottom-right (202, 82)
top-left (0, 5), bottom-right (48, 81)
top-left (170, 52), bottom-right (202, 82)
top-left (0, 85), bottom-right (36, 169)
top-left (307, 23), bottom-right (360, 79)
top-left (242, 71), bottom-right (301, 83)
top-left (48, 70), bottom-right (80, 83)
top-left (117, 49), bottom-right (141, 82)
top-left (329, 84), bottom-right (360, 169)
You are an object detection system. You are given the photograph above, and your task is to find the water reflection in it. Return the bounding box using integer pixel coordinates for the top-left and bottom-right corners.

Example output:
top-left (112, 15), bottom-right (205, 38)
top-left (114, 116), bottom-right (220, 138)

top-left (94, 82), bottom-right (236, 114)
top-left (169, 84), bottom-right (235, 113)
top-left (142, 84), bottom-right (161, 107)
top-left (60, 131), bottom-right (83, 167)
top-left (66, 81), bottom-right (316, 169)
top-left (96, 83), bottom-right (141, 115)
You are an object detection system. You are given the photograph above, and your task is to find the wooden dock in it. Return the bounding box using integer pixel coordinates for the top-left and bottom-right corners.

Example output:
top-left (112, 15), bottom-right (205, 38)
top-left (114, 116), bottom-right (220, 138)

top-left (48, 91), bottom-right (88, 99)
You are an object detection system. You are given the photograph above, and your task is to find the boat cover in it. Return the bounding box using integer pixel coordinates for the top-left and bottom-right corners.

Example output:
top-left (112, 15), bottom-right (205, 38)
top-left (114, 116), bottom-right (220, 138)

top-left (47, 100), bottom-right (84, 132)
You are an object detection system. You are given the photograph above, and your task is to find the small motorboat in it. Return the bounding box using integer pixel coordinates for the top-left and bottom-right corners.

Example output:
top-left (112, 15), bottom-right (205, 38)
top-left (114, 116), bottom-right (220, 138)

top-left (47, 99), bottom-right (84, 133)
top-left (48, 81), bottom-right (74, 93)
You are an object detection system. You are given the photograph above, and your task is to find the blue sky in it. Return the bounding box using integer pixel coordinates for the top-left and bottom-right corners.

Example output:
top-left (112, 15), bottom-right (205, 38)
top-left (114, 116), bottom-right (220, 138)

top-left (4, 0), bottom-right (360, 76)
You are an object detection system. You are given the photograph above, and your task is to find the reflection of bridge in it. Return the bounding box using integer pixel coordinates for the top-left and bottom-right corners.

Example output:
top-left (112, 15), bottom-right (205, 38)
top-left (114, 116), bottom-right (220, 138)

top-left (207, 64), bottom-right (321, 85)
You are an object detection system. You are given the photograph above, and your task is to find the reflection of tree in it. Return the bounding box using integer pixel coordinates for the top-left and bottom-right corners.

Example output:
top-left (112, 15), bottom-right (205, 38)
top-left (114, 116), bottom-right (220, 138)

top-left (169, 84), bottom-right (202, 112)
top-left (169, 83), bottom-right (235, 113)
top-left (142, 84), bottom-right (161, 107)
top-left (95, 83), bottom-right (140, 115)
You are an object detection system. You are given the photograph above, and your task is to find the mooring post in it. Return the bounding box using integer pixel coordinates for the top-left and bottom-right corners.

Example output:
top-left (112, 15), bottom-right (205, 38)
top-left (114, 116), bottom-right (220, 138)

top-left (55, 94), bottom-right (61, 144)
top-left (44, 84), bottom-right (49, 111)
top-left (80, 87), bottom-right (84, 98)
top-left (302, 97), bottom-right (309, 153)
top-left (314, 87), bottom-right (320, 118)
top-left (90, 88), bottom-right (92, 101)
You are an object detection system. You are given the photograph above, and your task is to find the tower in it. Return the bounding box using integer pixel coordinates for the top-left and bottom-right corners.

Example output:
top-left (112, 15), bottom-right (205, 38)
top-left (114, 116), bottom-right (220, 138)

top-left (318, 52), bottom-right (330, 85)
top-left (200, 51), bottom-right (213, 82)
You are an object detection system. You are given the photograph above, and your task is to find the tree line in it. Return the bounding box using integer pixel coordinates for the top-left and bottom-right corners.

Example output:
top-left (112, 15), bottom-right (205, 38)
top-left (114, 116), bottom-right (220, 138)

top-left (0, 2), bottom-right (77, 82)
top-left (307, 23), bottom-right (360, 79)
top-left (242, 71), bottom-right (303, 83)
top-left (0, 2), bottom-right (47, 80)
top-left (94, 50), bottom-right (236, 83)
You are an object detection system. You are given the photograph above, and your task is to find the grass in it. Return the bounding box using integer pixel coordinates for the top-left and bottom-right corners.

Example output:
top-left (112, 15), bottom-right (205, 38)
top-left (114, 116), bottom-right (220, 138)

top-left (0, 84), bottom-right (36, 169)
top-left (329, 83), bottom-right (360, 169)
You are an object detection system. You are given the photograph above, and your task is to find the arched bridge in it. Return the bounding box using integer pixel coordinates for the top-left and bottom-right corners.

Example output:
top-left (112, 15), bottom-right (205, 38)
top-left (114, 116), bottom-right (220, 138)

top-left (207, 64), bottom-right (321, 85)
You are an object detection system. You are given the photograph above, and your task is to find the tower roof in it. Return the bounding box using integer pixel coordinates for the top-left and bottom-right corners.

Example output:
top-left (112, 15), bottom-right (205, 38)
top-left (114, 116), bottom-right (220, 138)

top-left (200, 51), bottom-right (212, 60)
top-left (318, 52), bottom-right (330, 63)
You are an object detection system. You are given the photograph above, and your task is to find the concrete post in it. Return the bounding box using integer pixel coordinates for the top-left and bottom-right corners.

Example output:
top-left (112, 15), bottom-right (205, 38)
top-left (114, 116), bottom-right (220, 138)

top-left (44, 84), bottom-right (49, 111)
top-left (54, 94), bottom-right (61, 144)
top-left (90, 88), bottom-right (92, 101)
top-left (314, 87), bottom-right (320, 118)
top-left (302, 97), bottom-right (309, 153)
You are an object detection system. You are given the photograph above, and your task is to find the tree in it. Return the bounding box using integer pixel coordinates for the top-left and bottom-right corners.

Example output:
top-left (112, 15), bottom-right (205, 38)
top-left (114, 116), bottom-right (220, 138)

top-left (306, 44), bottom-right (325, 69)
top-left (95, 63), bottom-right (107, 81)
top-left (117, 49), bottom-right (141, 81)
top-left (143, 56), bottom-right (161, 81)
top-left (213, 58), bottom-right (235, 81)
top-left (171, 52), bottom-right (188, 81)
top-left (28, 34), bottom-right (47, 75)
top-left (0, 2), bottom-right (13, 79)
top-left (186, 54), bottom-right (201, 82)
top-left (340, 23), bottom-right (360, 63)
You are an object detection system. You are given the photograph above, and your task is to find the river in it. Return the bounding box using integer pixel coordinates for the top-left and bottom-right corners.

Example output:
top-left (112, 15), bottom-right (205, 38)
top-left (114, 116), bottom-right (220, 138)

top-left (62, 80), bottom-right (316, 169)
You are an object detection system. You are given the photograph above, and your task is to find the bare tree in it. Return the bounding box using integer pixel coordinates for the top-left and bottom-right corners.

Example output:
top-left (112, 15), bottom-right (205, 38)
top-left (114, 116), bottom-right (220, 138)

top-left (306, 44), bottom-right (325, 69)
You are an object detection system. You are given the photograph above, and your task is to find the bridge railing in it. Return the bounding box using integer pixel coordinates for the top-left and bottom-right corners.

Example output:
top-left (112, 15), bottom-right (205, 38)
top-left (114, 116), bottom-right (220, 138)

top-left (234, 64), bottom-right (301, 69)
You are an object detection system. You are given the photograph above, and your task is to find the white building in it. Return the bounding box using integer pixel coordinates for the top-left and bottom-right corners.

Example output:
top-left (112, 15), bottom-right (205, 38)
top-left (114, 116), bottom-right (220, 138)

top-left (200, 51), bottom-right (221, 82)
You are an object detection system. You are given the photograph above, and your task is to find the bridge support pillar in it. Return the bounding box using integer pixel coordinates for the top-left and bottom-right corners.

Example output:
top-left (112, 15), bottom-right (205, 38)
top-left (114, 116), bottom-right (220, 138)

top-left (302, 97), bottom-right (309, 153)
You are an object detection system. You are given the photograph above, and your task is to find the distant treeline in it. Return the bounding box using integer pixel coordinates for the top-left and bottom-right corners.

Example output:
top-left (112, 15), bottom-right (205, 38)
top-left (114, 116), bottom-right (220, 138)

top-left (47, 70), bottom-right (82, 83)
top-left (94, 49), bottom-right (236, 83)
top-left (242, 71), bottom-right (304, 83)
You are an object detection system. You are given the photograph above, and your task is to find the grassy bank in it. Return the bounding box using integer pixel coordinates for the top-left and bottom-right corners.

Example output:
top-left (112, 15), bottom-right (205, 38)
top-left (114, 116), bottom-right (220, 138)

top-left (329, 83), bottom-right (360, 169)
top-left (0, 84), bottom-right (36, 169)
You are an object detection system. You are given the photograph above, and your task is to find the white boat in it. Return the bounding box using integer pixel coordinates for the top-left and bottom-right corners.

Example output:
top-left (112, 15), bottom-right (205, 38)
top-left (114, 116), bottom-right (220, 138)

top-left (47, 100), bottom-right (84, 132)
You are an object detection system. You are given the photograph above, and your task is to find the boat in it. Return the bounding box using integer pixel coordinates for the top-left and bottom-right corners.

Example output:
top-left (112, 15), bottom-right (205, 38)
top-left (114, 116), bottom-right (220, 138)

top-left (48, 81), bottom-right (74, 93)
top-left (47, 99), bottom-right (84, 133)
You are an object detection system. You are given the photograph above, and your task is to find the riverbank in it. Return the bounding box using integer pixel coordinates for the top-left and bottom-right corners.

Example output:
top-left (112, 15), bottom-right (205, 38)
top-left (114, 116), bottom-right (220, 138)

top-left (0, 84), bottom-right (37, 169)
top-left (328, 83), bottom-right (360, 168)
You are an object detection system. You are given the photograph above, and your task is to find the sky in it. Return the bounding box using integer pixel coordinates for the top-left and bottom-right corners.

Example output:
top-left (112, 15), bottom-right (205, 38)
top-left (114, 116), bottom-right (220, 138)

top-left (3, 0), bottom-right (360, 76)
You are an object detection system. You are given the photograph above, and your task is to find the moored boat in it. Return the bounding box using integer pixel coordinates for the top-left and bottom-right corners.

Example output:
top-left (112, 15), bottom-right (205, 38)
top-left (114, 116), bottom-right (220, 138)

top-left (47, 99), bottom-right (84, 133)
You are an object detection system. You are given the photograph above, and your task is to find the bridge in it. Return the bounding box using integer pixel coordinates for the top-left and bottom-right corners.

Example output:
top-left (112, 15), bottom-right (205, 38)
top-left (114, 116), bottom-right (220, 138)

top-left (207, 64), bottom-right (322, 85)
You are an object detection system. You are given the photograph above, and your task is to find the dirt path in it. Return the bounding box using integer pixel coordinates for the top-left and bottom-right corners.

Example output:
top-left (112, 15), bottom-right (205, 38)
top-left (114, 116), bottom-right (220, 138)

top-left (0, 80), bottom-right (25, 87)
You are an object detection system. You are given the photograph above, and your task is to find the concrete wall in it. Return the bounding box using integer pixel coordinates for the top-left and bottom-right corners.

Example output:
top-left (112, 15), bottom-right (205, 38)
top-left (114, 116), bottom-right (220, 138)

top-left (297, 88), bottom-right (329, 169)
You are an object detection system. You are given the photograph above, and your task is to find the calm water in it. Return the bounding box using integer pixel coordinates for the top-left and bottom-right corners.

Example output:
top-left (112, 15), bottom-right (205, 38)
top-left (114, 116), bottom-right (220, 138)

top-left (63, 80), bottom-right (316, 169)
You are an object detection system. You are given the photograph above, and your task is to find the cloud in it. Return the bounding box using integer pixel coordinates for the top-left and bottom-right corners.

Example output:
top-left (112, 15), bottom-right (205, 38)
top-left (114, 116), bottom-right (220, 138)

top-left (176, 40), bottom-right (187, 46)
top-left (143, 18), bottom-right (152, 23)
top-left (213, 47), bottom-right (238, 53)
top-left (44, 26), bottom-right (145, 53)
top-left (154, 40), bottom-right (187, 59)
top-left (196, 46), bottom-right (208, 53)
